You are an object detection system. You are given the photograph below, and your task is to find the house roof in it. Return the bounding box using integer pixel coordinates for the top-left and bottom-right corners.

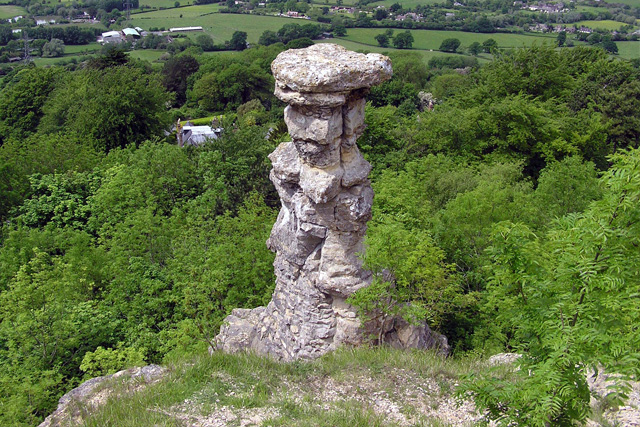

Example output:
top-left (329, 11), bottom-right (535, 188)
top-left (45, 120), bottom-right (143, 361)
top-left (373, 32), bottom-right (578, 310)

top-left (122, 28), bottom-right (140, 37)
top-left (181, 125), bottom-right (221, 146)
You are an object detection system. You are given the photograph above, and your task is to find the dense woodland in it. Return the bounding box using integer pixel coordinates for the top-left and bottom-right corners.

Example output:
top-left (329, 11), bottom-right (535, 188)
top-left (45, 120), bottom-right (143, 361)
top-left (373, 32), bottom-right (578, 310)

top-left (0, 42), bottom-right (639, 426)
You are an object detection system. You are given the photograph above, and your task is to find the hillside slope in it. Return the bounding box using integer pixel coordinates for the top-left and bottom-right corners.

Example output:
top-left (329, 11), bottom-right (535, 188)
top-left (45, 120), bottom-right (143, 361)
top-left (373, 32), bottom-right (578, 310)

top-left (41, 348), bottom-right (640, 427)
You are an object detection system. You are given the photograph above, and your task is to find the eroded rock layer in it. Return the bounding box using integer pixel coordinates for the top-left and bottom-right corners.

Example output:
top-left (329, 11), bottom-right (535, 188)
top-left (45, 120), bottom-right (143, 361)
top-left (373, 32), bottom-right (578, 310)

top-left (216, 44), bottom-right (446, 360)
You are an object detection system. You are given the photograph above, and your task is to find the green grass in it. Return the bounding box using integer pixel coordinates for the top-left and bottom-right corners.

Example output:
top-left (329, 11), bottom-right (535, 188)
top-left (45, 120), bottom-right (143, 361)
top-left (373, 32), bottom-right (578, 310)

top-left (602, 0), bottom-right (640, 7)
top-left (0, 5), bottom-right (26, 19)
top-left (367, 0), bottom-right (446, 7)
top-left (616, 41), bottom-right (640, 59)
top-left (574, 20), bottom-right (634, 31)
top-left (64, 43), bottom-right (102, 54)
top-left (128, 49), bottom-right (167, 62)
top-left (310, 0), bottom-right (360, 6)
top-left (319, 38), bottom-right (492, 64)
top-left (575, 5), bottom-right (604, 14)
top-left (81, 347), bottom-right (488, 427)
top-left (140, 0), bottom-right (194, 8)
top-left (131, 9), bottom-right (299, 43)
top-left (342, 28), bottom-right (557, 51)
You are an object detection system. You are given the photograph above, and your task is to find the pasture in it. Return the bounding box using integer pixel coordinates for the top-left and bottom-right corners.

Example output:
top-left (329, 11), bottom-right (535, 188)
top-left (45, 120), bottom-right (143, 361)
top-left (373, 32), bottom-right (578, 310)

top-left (131, 8), bottom-right (301, 43)
top-left (0, 5), bottom-right (26, 20)
top-left (575, 6), bottom-right (604, 14)
top-left (319, 38), bottom-right (492, 64)
top-left (342, 28), bottom-right (557, 51)
top-left (603, 0), bottom-right (640, 7)
top-left (140, 0), bottom-right (195, 8)
top-left (308, 0), bottom-right (360, 6)
top-left (65, 43), bottom-right (102, 54)
top-left (128, 49), bottom-right (166, 63)
top-left (366, 0), bottom-right (447, 8)
top-left (616, 41), bottom-right (640, 59)
top-left (575, 20), bottom-right (634, 31)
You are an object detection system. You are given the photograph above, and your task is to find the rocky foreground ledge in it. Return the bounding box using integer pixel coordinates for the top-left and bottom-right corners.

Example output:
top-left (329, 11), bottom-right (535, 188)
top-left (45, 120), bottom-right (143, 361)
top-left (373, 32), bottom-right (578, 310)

top-left (216, 44), bottom-right (447, 361)
top-left (39, 353), bottom-right (640, 426)
top-left (39, 365), bottom-right (167, 427)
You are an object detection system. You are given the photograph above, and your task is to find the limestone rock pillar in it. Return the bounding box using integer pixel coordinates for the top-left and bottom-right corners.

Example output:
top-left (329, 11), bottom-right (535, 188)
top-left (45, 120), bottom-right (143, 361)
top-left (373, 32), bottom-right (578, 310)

top-left (215, 44), bottom-right (446, 360)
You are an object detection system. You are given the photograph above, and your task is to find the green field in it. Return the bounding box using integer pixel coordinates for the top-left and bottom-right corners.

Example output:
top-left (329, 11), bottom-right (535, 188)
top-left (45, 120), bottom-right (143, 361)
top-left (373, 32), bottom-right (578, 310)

top-left (140, 0), bottom-right (197, 8)
top-left (575, 20), bottom-right (633, 31)
top-left (131, 8), bottom-right (299, 43)
top-left (603, 0), bottom-right (640, 7)
top-left (65, 43), bottom-right (102, 54)
top-left (616, 41), bottom-right (640, 59)
top-left (343, 28), bottom-right (557, 51)
top-left (0, 5), bottom-right (26, 19)
top-left (319, 38), bottom-right (491, 64)
top-left (575, 5), bottom-right (603, 13)
top-left (128, 49), bottom-right (166, 62)
top-left (367, 0), bottom-right (446, 7)
top-left (309, 0), bottom-right (360, 6)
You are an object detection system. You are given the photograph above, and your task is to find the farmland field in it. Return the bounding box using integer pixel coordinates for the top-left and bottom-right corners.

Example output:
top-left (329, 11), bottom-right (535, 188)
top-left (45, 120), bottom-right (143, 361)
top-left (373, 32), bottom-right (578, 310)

top-left (575, 20), bottom-right (634, 31)
top-left (65, 43), bottom-right (102, 54)
top-left (603, 0), bottom-right (640, 7)
top-left (319, 38), bottom-right (492, 64)
top-left (0, 5), bottom-right (26, 19)
top-left (342, 28), bottom-right (557, 51)
top-left (140, 0), bottom-right (196, 8)
top-left (128, 49), bottom-right (166, 63)
top-left (131, 8), bottom-right (301, 43)
top-left (309, 0), bottom-right (360, 6)
top-left (367, 0), bottom-right (448, 8)
top-left (575, 6), bottom-right (604, 13)
top-left (616, 41), bottom-right (640, 59)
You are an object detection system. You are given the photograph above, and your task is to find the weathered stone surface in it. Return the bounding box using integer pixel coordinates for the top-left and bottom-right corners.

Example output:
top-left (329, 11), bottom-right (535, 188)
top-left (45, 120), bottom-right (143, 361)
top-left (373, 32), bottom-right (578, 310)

top-left (271, 44), bottom-right (392, 94)
top-left (215, 44), bottom-right (446, 361)
top-left (274, 85), bottom-right (346, 107)
top-left (341, 146), bottom-right (371, 188)
top-left (343, 97), bottom-right (366, 140)
top-left (39, 365), bottom-right (167, 427)
top-left (284, 105), bottom-right (342, 145)
top-left (269, 141), bottom-right (300, 184)
top-left (299, 162), bottom-right (343, 204)
top-left (293, 139), bottom-right (341, 168)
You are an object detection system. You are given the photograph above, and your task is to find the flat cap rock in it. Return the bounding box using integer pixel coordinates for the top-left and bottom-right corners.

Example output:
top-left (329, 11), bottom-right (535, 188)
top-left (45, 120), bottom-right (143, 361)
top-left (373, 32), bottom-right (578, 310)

top-left (272, 43), bottom-right (392, 93)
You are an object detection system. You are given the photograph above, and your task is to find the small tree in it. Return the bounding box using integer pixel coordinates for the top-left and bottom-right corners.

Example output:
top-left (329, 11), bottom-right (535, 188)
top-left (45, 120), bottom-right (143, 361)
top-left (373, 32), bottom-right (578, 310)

top-left (347, 220), bottom-right (460, 344)
top-left (375, 33), bottom-right (389, 48)
top-left (196, 33), bottom-right (215, 51)
top-left (42, 38), bottom-right (64, 57)
top-left (482, 38), bottom-right (498, 53)
top-left (439, 38), bottom-right (461, 53)
top-left (333, 24), bottom-right (346, 37)
top-left (392, 30), bottom-right (414, 49)
top-left (587, 33), bottom-right (601, 45)
top-left (389, 2), bottom-right (402, 13)
top-left (600, 36), bottom-right (618, 54)
top-left (468, 41), bottom-right (481, 56)
top-left (229, 30), bottom-right (247, 51)
top-left (557, 30), bottom-right (567, 47)
top-left (374, 8), bottom-right (388, 20)
top-left (259, 30), bottom-right (279, 46)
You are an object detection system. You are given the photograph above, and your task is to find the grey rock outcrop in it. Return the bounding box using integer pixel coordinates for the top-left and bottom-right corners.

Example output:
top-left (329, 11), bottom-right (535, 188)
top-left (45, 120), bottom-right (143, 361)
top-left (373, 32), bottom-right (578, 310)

top-left (215, 44), bottom-right (447, 361)
top-left (39, 365), bottom-right (167, 427)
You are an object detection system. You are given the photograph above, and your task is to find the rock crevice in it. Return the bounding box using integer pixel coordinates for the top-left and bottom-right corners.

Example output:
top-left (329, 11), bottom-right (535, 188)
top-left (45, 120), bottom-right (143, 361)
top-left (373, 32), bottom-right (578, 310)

top-left (216, 44), bottom-right (446, 360)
